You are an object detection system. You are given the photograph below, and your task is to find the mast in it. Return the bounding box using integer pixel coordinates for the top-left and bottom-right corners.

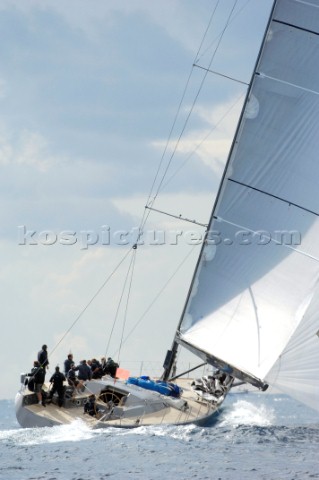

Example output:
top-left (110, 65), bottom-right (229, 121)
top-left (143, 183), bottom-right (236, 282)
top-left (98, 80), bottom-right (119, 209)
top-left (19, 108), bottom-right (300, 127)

top-left (163, 0), bottom-right (277, 382)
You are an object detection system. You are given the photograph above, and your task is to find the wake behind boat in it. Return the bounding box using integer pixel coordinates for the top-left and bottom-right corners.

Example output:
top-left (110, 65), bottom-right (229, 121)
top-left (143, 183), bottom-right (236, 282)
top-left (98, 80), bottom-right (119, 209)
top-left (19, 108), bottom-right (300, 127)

top-left (16, 0), bottom-right (319, 428)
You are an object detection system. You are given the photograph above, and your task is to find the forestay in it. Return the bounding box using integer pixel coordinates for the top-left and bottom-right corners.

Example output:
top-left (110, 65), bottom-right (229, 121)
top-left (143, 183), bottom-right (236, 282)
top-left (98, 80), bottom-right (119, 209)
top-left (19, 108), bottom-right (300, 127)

top-left (178, 0), bottom-right (319, 411)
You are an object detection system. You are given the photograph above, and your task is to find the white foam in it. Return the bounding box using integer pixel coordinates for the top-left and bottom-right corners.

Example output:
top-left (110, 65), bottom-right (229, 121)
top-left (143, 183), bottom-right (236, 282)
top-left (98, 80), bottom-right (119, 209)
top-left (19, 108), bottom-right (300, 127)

top-left (1, 419), bottom-right (104, 445)
top-left (220, 399), bottom-right (275, 427)
top-left (119, 422), bottom-right (196, 441)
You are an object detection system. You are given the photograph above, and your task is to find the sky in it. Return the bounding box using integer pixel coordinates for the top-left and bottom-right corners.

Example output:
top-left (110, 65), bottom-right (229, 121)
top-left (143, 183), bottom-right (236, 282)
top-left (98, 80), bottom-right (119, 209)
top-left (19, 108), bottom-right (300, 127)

top-left (0, 0), bottom-right (273, 399)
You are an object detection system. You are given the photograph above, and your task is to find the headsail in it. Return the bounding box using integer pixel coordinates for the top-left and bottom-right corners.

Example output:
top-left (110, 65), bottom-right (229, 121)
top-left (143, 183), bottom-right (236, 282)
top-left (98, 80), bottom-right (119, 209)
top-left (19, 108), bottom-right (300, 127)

top-left (177, 0), bottom-right (319, 410)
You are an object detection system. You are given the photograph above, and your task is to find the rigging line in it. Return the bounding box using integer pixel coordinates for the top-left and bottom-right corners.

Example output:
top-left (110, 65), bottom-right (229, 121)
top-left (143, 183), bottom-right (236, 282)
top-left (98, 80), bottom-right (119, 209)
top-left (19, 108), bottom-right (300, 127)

top-left (112, 243), bottom-right (200, 356)
top-left (160, 92), bottom-right (245, 192)
top-left (196, 0), bottom-right (252, 63)
top-left (138, 1), bottom-right (221, 235)
top-left (51, 246), bottom-right (133, 360)
top-left (193, 64), bottom-right (249, 86)
top-left (137, 6), bottom-right (221, 239)
top-left (139, 3), bottom-right (237, 237)
top-left (117, 247), bottom-right (137, 364)
top-left (150, 0), bottom-right (240, 204)
top-left (104, 248), bottom-right (136, 359)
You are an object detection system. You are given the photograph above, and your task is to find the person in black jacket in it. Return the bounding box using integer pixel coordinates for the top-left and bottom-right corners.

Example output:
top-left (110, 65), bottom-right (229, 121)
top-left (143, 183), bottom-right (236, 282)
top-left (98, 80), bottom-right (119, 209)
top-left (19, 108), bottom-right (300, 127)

top-left (103, 357), bottom-right (119, 378)
top-left (75, 360), bottom-right (92, 381)
top-left (29, 360), bottom-right (46, 406)
top-left (84, 394), bottom-right (99, 417)
top-left (38, 344), bottom-right (49, 378)
top-left (48, 366), bottom-right (66, 407)
top-left (91, 358), bottom-right (102, 379)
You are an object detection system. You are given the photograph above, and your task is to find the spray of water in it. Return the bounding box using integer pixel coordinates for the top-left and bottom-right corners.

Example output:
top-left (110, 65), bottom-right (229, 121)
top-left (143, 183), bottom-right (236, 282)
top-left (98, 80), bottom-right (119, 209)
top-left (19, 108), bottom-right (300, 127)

top-left (220, 399), bottom-right (276, 427)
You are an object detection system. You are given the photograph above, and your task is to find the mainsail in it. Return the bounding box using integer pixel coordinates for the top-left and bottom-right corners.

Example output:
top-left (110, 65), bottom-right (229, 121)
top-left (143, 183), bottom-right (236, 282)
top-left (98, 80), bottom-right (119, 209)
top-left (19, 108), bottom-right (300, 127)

top-left (177, 0), bottom-right (319, 411)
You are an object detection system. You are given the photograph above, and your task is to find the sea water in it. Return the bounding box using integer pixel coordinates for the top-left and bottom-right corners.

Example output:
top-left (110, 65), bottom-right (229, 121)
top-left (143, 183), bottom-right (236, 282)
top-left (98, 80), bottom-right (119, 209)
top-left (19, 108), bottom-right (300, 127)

top-left (0, 392), bottom-right (318, 480)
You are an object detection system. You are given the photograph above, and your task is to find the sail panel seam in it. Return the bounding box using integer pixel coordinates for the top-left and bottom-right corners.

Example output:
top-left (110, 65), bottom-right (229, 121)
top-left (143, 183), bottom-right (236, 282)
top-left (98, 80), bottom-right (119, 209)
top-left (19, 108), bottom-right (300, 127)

top-left (272, 18), bottom-right (319, 37)
top-left (228, 178), bottom-right (319, 217)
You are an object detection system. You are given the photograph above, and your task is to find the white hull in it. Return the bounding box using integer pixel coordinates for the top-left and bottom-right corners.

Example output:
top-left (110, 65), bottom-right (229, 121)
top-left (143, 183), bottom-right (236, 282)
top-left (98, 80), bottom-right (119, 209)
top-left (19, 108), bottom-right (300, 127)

top-left (15, 376), bottom-right (227, 429)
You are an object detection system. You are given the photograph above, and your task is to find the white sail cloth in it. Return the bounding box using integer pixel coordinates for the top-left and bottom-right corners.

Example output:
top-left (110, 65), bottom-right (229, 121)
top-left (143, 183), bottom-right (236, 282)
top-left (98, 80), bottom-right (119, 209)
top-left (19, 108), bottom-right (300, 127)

top-left (180, 0), bottom-right (319, 411)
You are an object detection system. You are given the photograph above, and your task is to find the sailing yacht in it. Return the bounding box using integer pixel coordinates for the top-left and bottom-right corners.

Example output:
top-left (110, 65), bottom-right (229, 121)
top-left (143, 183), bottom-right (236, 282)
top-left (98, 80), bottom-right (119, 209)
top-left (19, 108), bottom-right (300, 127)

top-left (16, 0), bottom-right (319, 428)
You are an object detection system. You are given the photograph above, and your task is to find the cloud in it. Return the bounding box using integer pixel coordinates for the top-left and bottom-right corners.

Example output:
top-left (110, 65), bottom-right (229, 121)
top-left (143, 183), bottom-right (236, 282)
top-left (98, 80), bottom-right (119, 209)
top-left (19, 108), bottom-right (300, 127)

top-left (0, 4), bottom-right (229, 247)
top-left (0, 129), bottom-right (56, 171)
